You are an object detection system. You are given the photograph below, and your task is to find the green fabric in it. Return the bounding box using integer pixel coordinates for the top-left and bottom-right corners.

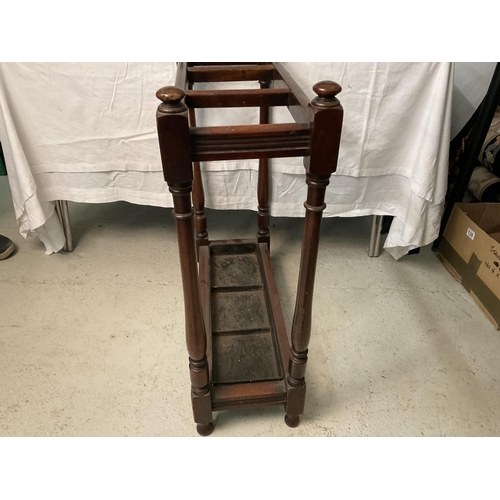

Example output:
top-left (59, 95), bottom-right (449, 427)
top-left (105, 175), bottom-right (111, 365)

top-left (0, 143), bottom-right (6, 176)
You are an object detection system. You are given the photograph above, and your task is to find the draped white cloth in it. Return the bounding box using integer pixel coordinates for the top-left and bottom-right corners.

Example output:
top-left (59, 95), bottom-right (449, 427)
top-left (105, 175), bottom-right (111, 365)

top-left (0, 62), bottom-right (458, 258)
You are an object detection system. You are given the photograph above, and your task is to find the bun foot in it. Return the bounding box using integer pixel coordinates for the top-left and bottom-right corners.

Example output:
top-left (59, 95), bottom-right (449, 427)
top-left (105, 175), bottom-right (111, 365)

top-left (196, 422), bottom-right (214, 436)
top-left (285, 415), bottom-right (300, 428)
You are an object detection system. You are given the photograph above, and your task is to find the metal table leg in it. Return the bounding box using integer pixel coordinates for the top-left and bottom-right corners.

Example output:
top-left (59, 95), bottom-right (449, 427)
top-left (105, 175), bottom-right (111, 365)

top-left (55, 200), bottom-right (74, 252)
top-left (368, 215), bottom-right (383, 257)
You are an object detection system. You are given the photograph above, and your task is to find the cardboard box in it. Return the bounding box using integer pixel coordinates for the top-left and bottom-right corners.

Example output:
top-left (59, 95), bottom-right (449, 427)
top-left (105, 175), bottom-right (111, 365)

top-left (438, 203), bottom-right (500, 329)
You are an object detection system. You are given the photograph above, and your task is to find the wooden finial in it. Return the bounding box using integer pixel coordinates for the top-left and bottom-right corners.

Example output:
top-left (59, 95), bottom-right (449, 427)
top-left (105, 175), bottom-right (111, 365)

top-left (156, 86), bottom-right (187, 116)
top-left (312, 80), bottom-right (342, 107)
top-left (156, 86), bottom-right (186, 104)
top-left (313, 80), bottom-right (342, 97)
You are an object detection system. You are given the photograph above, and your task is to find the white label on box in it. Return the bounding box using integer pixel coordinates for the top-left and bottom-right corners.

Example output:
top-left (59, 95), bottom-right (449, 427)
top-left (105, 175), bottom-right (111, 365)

top-left (466, 228), bottom-right (476, 240)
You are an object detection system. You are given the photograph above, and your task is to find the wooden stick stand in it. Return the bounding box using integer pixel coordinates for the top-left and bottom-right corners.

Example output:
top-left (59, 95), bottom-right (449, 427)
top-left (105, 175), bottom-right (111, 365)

top-left (156, 63), bottom-right (343, 435)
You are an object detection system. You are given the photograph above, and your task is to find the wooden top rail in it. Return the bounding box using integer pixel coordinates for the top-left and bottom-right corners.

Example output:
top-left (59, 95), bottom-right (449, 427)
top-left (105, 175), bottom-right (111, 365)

top-left (188, 62), bottom-right (265, 66)
top-left (175, 62), bottom-right (188, 89)
top-left (190, 123), bottom-right (311, 162)
top-left (271, 63), bottom-right (311, 124)
top-left (187, 64), bottom-right (275, 83)
top-left (185, 88), bottom-right (291, 108)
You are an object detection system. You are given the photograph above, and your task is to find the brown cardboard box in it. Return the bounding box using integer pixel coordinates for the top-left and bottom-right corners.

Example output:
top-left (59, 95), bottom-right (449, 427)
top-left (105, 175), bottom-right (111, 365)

top-left (438, 203), bottom-right (500, 329)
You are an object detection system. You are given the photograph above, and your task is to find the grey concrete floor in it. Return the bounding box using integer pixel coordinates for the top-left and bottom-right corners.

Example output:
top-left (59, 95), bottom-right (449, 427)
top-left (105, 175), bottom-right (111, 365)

top-left (1, 176), bottom-right (499, 437)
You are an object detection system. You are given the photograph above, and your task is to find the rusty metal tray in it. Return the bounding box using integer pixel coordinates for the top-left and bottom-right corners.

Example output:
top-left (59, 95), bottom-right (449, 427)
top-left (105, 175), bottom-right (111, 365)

top-left (206, 241), bottom-right (284, 385)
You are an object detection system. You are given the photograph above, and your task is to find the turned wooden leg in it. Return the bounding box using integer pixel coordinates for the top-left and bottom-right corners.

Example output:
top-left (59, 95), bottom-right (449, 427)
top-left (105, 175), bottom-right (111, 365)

top-left (286, 174), bottom-right (330, 426)
top-left (192, 161), bottom-right (208, 251)
top-left (189, 106), bottom-right (209, 253)
top-left (171, 184), bottom-right (213, 435)
top-left (257, 159), bottom-right (270, 247)
top-left (285, 80), bottom-right (343, 426)
top-left (285, 414), bottom-right (301, 428)
top-left (257, 80), bottom-right (271, 247)
top-left (196, 422), bottom-right (214, 436)
top-left (156, 87), bottom-right (213, 435)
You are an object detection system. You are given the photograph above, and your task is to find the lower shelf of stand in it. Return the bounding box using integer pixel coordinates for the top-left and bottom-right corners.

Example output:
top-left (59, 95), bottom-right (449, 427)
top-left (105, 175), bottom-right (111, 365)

top-left (211, 380), bottom-right (287, 411)
top-left (199, 238), bottom-right (290, 411)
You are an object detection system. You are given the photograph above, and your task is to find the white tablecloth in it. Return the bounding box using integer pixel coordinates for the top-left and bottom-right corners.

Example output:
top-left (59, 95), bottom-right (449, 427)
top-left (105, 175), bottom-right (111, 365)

top-left (0, 62), bottom-right (457, 259)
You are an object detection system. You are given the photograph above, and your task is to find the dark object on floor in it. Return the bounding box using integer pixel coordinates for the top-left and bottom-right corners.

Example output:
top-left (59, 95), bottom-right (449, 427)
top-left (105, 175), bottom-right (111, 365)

top-left (381, 215), bottom-right (394, 235)
top-left (434, 62), bottom-right (500, 251)
top-left (0, 142), bottom-right (7, 176)
top-left (0, 234), bottom-right (15, 260)
top-left (156, 63), bottom-right (343, 435)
